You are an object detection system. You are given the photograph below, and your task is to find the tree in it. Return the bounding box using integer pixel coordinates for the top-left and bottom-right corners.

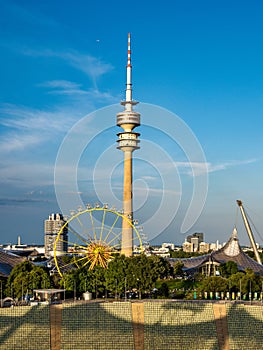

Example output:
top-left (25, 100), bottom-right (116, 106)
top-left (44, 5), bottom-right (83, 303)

top-left (105, 255), bottom-right (128, 298)
top-left (241, 269), bottom-right (262, 295)
top-left (6, 261), bottom-right (51, 299)
top-left (158, 282), bottom-right (169, 298)
top-left (218, 261), bottom-right (238, 278)
top-left (126, 254), bottom-right (168, 299)
top-left (173, 261), bottom-right (184, 277)
top-left (148, 255), bottom-right (171, 279)
top-left (199, 276), bottom-right (228, 294)
top-left (61, 265), bottom-right (106, 298)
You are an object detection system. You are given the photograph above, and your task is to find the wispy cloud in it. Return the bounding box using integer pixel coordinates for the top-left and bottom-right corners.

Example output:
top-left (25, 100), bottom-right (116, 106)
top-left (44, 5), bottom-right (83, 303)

top-left (0, 197), bottom-right (52, 207)
top-left (0, 133), bottom-right (44, 153)
top-left (39, 79), bottom-right (89, 96)
top-left (38, 80), bottom-right (118, 103)
top-left (141, 175), bottom-right (157, 181)
top-left (174, 159), bottom-right (258, 176)
top-left (0, 103), bottom-right (79, 153)
top-left (23, 48), bottom-right (114, 89)
top-left (39, 80), bottom-right (82, 90)
top-left (0, 103), bottom-right (76, 132)
top-left (134, 186), bottom-right (181, 196)
top-left (0, 160), bottom-right (54, 187)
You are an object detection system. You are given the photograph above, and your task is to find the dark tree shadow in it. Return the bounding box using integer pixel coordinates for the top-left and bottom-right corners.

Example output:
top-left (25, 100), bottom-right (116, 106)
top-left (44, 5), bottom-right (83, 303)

top-left (0, 300), bottom-right (263, 350)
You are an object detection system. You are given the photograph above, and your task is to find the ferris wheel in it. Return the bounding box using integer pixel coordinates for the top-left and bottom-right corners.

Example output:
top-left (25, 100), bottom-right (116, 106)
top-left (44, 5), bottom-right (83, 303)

top-left (53, 206), bottom-right (142, 277)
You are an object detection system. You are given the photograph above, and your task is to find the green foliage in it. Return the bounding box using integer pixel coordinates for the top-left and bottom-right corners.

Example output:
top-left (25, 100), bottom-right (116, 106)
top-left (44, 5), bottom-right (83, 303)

top-left (199, 276), bottom-right (228, 293)
top-left (105, 255), bottom-right (128, 298)
top-left (6, 261), bottom-right (52, 299)
top-left (58, 253), bottom-right (263, 301)
top-left (60, 254), bottom-right (171, 299)
top-left (61, 265), bottom-right (106, 298)
top-left (126, 254), bottom-right (171, 299)
top-left (218, 261), bottom-right (238, 278)
top-left (173, 261), bottom-right (184, 277)
top-left (158, 282), bottom-right (169, 298)
top-left (244, 250), bottom-right (263, 263)
top-left (169, 250), bottom-right (206, 259)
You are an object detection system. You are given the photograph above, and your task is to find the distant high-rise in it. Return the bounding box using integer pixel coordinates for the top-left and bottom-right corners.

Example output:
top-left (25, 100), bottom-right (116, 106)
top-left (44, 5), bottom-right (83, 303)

top-left (44, 213), bottom-right (68, 257)
top-left (116, 33), bottom-right (140, 257)
top-left (187, 232), bottom-right (204, 244)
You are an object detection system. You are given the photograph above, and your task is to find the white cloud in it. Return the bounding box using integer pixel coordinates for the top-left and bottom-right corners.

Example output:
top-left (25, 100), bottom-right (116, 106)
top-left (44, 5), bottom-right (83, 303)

top-left (0, 103), bottom-right (76, 132)
top-left (174, 159), bottom-right (258, 176)
top-left (37, 79), bottom-right (118, 103)
top-left (39, 80), bottom-right (82, 89)
top-left (0, 133), bottom-right (44, 152)
top-left (0, 103), bottom-right (81, 153)
top-left (23, 48), bottom-right (114, 88)
top-left (141, 175), bottom-right (157, 181)
top-left (62, 52), bottom-right (113, 83)
top-left (0, 160), bottom-right (54, 187)
top-left (135, 186), bottom-right (181, 196)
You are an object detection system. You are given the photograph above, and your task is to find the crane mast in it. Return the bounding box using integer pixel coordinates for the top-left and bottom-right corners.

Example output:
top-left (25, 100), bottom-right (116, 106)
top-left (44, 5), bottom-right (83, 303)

top-left (236, 200), bottom-right (262, 265)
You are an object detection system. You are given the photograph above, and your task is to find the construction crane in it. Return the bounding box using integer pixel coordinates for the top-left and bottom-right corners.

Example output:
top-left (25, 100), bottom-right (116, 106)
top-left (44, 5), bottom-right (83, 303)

top-left (236, 200), bottom-right (262, 265)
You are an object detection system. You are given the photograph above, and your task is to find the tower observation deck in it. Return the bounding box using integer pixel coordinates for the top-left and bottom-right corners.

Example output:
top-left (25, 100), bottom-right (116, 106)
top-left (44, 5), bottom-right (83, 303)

top-left (116, 33), bottom-right (140, 257)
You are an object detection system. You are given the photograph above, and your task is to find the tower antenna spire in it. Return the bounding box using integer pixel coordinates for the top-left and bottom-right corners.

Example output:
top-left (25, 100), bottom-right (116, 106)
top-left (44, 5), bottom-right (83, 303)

top-left (126, 32), bottom-right (132, 103)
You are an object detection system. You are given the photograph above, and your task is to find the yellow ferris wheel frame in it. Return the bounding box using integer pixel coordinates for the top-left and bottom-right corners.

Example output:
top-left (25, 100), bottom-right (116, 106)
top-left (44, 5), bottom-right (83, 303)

top-left (53, 207), bottom-right (142, 277)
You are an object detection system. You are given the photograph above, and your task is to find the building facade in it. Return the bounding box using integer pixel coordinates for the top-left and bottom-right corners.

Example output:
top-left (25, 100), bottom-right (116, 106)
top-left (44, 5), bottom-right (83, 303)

top-left (44, 213), bottom-right (68, 257)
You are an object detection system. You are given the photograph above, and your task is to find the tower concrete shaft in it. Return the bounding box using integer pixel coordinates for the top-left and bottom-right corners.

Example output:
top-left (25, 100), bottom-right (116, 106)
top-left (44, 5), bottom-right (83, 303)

top-left (121, 150), bottom-right (133, 256)
top-left (116, 33), bottom-right (140, 257)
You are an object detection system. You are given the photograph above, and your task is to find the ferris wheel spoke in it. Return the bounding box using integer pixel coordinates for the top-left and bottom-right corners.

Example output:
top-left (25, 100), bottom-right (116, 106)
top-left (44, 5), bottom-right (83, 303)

top-left (73, 254), bottom-right (90, 263)
top-left (82, 258), bottom-right (92, 268)
top-left (75, 215), bottom-right (91, 239)
top-left (76, 215), bottom-right (84, 228)
top-left (108, 242), bottom-right (121, 251)
top-left (107, 236), bottom-right (121, 248)
top-left (107, 230), bottom-right (122, 246)
top-left (69, 251), bottom-right (87, 255)
top-left (68, 226), bottom-right (88, 245)
top-left (103, 214), bottom-right (120, 243)
top-left (99, 209), bottom-right (107, 242)
top-left (66, 237), bottom-right (88, 250)
top-left (89, 210), bottom-right (97, 241)
top-left (56, 259), bottom-right (76, 270)
top-left (57, 237), bottom-right (72, 246)
top-left (71, 255), bottom-right (89, 269)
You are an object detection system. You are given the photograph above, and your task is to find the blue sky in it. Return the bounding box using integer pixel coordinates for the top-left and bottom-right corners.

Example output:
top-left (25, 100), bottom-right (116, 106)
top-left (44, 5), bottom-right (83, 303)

top-left (0, 0), bottom-right (263, 246)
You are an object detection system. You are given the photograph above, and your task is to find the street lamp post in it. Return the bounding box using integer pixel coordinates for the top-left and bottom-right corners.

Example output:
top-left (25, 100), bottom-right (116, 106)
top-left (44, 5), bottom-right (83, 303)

top-left (249, 280), bottom-right (252, 304)
top-left (74, 280), bottom-right (76, 302)
top-left (0, 281), bottom-right (2, 308)
top-left (125, 277), bottom-right (127, 302)
top-left (22, 282), bottom-right (24, 303)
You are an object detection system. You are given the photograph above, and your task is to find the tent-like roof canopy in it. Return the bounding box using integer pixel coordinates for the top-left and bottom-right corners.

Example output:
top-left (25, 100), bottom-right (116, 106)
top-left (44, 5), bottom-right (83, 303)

top-left (169, 228), bottom-right (263, 275)
top-left (0, 249), bottom-right (26, 278)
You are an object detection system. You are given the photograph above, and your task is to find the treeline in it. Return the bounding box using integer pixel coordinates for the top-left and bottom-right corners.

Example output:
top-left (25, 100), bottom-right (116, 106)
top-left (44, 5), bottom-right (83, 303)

top-left (2, 256), bottom-right (263, 301)
top-left (3, 255), bottom-right (171, 300)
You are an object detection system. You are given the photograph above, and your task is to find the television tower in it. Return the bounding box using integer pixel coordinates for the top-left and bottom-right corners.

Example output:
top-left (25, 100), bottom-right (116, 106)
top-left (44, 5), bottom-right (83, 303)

top-left (116, 33), bottom-right (140, 256)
